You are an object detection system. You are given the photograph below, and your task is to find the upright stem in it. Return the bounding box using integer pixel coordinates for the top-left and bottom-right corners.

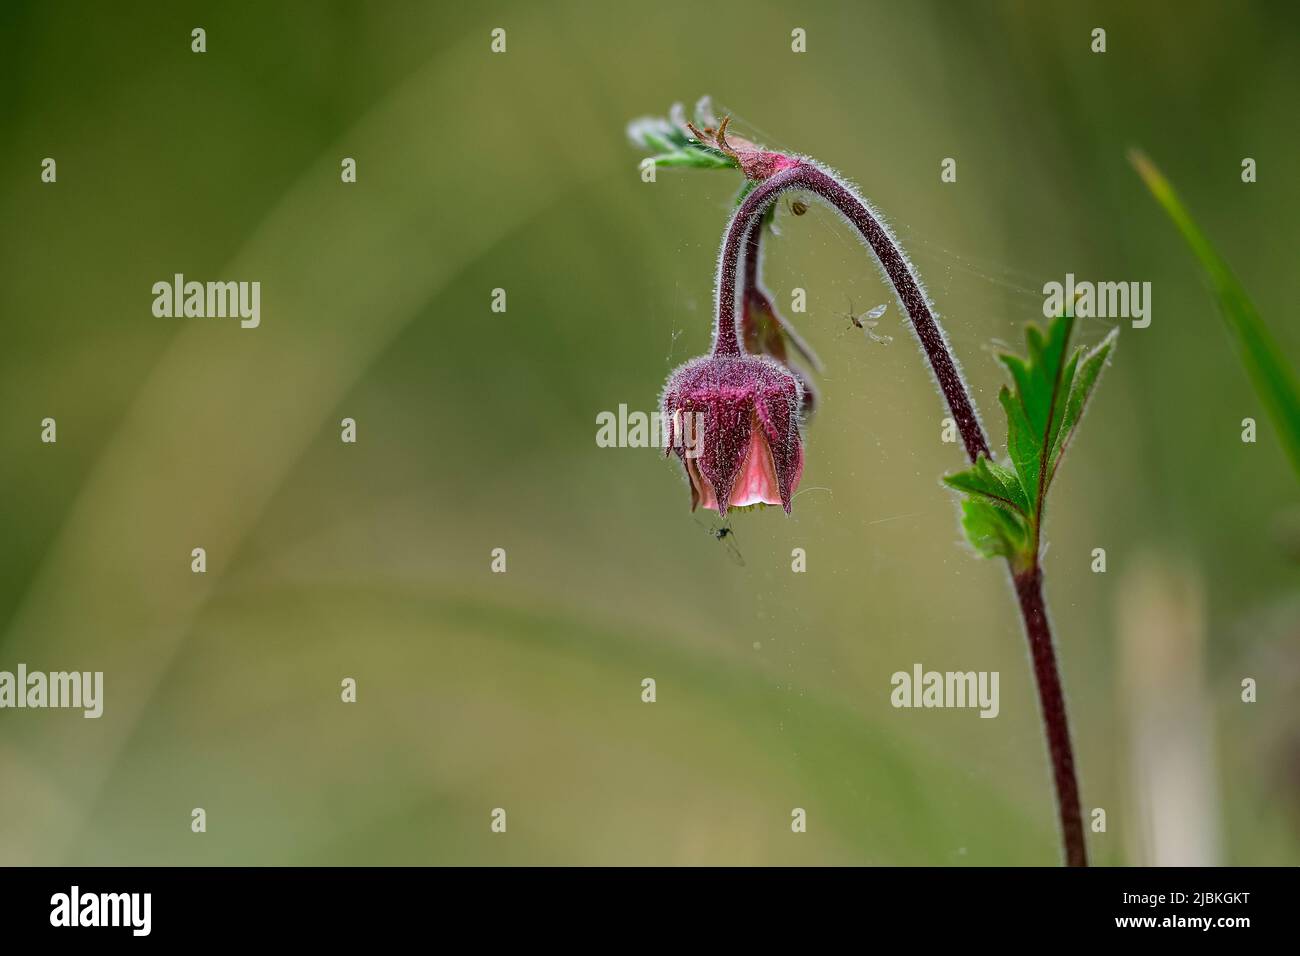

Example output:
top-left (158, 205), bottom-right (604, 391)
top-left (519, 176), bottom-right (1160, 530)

top-left (716, 160), bottom-right (1087, 865)
top-left (1014, 567), bottom-right (1088, 867)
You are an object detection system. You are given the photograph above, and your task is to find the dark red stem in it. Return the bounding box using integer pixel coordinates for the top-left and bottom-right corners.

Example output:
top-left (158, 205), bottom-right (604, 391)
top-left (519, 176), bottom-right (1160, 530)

top-left (743, 221), bottom-right (761, 292)
top-left (1014, 567), bottom-right (1088, 867)
top-left (713, 159), bottom-right (1086, 866)
top-left (714, 162), bottom-right (990, 461)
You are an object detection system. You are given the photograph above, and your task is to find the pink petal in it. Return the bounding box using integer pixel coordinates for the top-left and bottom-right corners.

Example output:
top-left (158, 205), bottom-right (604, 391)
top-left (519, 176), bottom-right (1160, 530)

top-left (685, 457), bottom-right (717, 511)
top-left (728, 425), bottom-right (783, 509)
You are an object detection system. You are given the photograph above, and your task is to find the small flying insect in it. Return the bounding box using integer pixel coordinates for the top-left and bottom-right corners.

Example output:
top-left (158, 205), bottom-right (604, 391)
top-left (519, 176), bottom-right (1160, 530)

top-left (694, 517), bottom-right (746, 567)
top-left (838, 298), bottom-right (892, 344)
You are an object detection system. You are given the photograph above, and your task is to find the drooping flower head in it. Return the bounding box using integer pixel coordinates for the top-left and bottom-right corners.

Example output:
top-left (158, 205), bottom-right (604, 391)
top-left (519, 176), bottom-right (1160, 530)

top-left (662, 353), bottom-right (804, 516)
top-left (634, 98), bottom-right (811, 517)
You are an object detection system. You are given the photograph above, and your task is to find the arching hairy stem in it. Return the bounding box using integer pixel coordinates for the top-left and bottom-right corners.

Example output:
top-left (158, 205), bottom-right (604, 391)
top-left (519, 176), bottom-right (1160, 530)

top-left (715, 160), bottom-right (1087, 867)
top-left (714, 162), bottom-right (990, 461)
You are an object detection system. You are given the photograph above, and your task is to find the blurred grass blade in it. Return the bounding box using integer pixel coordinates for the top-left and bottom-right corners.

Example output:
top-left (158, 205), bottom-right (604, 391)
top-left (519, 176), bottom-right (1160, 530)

top-left (1130, 149), bottom-right (1300, 480)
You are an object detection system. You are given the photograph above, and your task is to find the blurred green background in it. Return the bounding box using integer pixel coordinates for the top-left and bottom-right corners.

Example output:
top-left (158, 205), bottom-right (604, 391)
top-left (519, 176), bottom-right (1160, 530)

top-left (1, 0), bottom-right (1296, 865)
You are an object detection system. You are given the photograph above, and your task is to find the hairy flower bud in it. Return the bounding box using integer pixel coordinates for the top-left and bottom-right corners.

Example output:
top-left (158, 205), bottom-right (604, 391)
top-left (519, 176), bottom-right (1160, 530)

top-left (661, 353), bottom-right (805, 516)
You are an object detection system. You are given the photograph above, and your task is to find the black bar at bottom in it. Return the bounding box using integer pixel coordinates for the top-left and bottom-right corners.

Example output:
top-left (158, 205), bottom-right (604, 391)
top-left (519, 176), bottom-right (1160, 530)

top-left (0, 866), bottom-right (1284, 941)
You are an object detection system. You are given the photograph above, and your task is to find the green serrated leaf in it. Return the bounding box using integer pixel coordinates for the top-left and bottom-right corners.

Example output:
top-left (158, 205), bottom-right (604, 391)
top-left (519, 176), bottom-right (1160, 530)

top-left (1044, 341), bottom-right (1077, 463)
top-left (996, 312), bottom-right (1085, 516)
top-left (998, 353), bottom-right (1033, 416)
top-left (999, 385), bottom-right (1039, 508)
top-left (948, 263), bottom-right (1118, 566)
top-left (1048, 328), bottom-right (1117, 479)
top-left (944, 456), bottom-right (1029, 515)
top-left (978, 305), bottom-right (1118, 569)
top-left (1029, 314), bottom-right (1074, 444)
top-left (959, 499), bottom-right (1030, 565)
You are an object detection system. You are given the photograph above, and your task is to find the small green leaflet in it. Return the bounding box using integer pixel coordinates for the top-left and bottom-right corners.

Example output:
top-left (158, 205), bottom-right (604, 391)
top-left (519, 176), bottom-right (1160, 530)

top-left (944, 313), bottom-right (1117, 566)
top-left (1050, 327), bottom-right (1116, 483)
top-left (959, 499), bottom-right (1029, 561)
top-left (627, 115), bottom-right (737, 172)
top-left (645, 148), bottom-right (735, 170)
top-left (944, 456), bottom-right (1027, 514)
